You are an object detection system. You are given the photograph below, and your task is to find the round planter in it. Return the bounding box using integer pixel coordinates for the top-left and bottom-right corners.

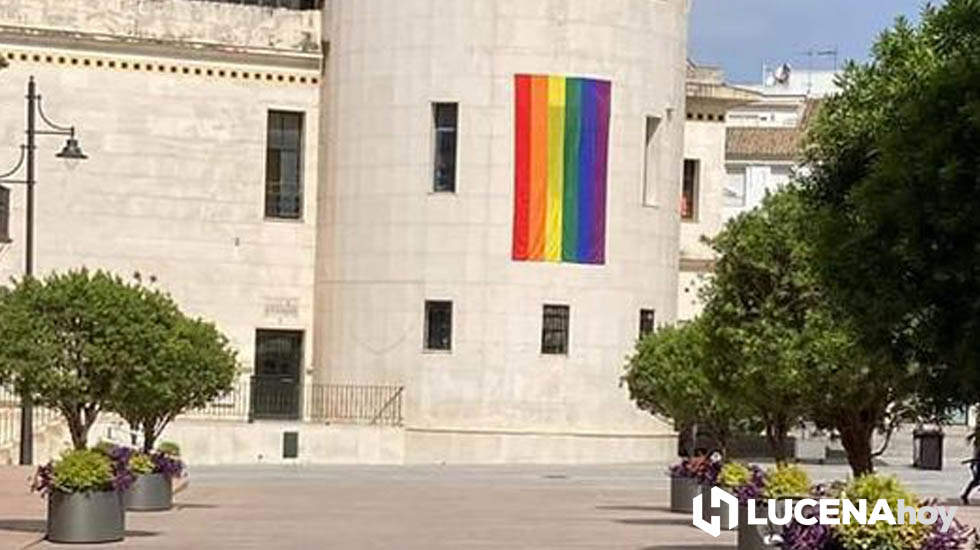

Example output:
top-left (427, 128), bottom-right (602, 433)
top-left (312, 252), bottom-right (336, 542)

top-left (669, 476), bottom-right (701, 514)
top-left (126, 473), bottom-right (173, 511)
top-left (47, 489), bottom-right (125, 544)
top-left (737, 502), bottom-right (783, 550)
top-left (704, 486), bottom-right (737, 530)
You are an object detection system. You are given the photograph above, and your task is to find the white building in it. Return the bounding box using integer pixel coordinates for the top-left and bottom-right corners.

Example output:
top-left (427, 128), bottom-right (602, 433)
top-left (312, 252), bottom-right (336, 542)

top-left (0, 0), bottom-right (691, 465)
top-left (723, 64), bottom-right (838, 221)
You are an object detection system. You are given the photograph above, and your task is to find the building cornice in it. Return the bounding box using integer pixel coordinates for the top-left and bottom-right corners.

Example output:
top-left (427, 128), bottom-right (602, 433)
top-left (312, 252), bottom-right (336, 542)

top-left (0, 26), bottom-right (321, 72)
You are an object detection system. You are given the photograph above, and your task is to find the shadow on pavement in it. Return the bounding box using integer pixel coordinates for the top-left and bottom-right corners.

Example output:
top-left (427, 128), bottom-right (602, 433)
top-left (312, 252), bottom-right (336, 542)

top-left (598, 505), bottom-right (674, 513)
top-left (0, 519), bottom-right (158, 537)
top-left (614, 517), bottom-right (693, 526)
top-left (174, 503), bottom-right (218, 510)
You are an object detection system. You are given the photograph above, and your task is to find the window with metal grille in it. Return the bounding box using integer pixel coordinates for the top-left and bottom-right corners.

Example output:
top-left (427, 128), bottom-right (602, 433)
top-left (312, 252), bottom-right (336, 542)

top-left (255, 330), bottom-right (303, 377)
top-left (265, 111), bottom-right (304, 219)
top-left (424, 300), bottom-right (453, 351)
top-left (541, 305), bottom-right (570, 355)
top-left (681, 159), bottom-right (700, 220)
top-left (432, 103), bottom-right (457, 193)
top-left (639, 309), bottom-right (656, 338)
top-left (0, 186), bottom-right (9, 243)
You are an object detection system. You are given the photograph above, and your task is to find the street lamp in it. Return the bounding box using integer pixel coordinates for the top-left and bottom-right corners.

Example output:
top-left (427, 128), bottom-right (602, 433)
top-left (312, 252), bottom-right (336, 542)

top-left (0, 76), bottom-right (87, 465)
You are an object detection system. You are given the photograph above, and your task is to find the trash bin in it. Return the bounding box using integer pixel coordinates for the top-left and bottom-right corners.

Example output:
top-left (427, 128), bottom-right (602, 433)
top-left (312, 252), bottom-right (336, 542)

top-left (913, 428), bottom-right (944, 470)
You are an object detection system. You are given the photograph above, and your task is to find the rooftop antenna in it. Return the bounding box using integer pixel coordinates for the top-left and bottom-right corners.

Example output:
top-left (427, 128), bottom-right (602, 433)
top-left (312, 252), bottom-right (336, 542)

top-left (796, 46), bottom-right (839, 96)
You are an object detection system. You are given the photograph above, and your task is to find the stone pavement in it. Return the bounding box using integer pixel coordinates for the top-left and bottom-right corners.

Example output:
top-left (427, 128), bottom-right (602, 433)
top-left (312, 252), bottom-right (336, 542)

top-left (0, 462), bottom-right (976, 550)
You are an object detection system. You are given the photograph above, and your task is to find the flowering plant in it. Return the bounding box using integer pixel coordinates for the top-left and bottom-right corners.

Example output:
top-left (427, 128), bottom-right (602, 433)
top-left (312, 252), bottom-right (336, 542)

top-left (151, 450), bottom-right (185, 479)
top-left (669, 455), bottom-right (721, 485)
top-left (31, 448), bottom-right (134, 495)
top-left (717, 462), bottom-right (765, 504)
top-left (95, 442), bottom-right (185, 479)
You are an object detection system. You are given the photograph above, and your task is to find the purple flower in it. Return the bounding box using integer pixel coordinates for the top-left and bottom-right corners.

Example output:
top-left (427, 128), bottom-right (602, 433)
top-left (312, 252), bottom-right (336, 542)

top-left (732, 465), bottom-right (766, 505)
top-left (669, 456), bottom-right (721, 485)
top-left (97, 443), bottom-right (137, 491)
top-left (30, 462), bottom-right (54, 496)
top-left (919, 500), bottom-right (973, 550)
top-left (151, 452), bottom-right (185, 479)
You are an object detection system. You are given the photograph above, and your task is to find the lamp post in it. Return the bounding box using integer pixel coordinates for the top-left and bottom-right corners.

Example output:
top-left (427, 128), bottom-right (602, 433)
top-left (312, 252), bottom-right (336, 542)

top-left (0, 76), bottom-right (87, 465)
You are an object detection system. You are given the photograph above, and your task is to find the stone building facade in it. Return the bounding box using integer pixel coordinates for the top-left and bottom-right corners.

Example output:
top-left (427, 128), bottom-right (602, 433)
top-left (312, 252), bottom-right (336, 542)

top-left (0, 0), bottom-right (690, 464)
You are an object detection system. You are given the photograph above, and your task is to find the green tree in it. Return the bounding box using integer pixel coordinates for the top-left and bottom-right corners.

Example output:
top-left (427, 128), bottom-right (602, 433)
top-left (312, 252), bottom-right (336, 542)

top-left (112, 315), bottom-right (238, 452)
top-left (0, 270), bottom-right (172, 449)
top-left (701, 189), bottom-right (921, 475)
top-left (623, 317), bottom-right (756, 458)
top-left (801, 0), bottom-right (980, 414)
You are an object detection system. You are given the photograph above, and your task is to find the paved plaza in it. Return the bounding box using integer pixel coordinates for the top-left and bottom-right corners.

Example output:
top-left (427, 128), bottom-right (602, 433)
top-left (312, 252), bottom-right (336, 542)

top-left (0, 462), bottom-right (976, 549)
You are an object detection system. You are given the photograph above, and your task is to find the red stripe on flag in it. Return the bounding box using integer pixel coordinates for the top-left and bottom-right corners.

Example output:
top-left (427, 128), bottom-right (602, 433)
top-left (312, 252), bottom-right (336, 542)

top-left (512, 75), bottom-right (531, 260)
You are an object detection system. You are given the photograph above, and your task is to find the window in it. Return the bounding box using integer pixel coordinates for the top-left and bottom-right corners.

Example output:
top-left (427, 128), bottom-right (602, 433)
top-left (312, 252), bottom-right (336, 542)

top-left (265, 111), bottom-right (304, 219)
top-left (432, 103), bottom-right (458, 192)
top-left (724, 168), bottom-right (747, 207)
top-left (0, 186), bottom-right (9, 243)
top-left (255, 329), bottom-right (303, 378)
top-left (541, 305), bottom-right (570, 355)
top-left (253, 329), bottom-right (303, 420)
top-left (642, 116), bottom-right (661, 205)
top-left (681, 159), bottom-right (700, 220)
top-left (639, 309), bottom-right (656, 338)
top-left (424, 300), bottom-right (453, 351)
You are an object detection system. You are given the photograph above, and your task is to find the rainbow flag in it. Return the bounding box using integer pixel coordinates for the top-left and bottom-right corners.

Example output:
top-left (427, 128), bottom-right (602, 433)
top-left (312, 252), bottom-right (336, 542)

top-left (512, 74), bottom-right (611, 265)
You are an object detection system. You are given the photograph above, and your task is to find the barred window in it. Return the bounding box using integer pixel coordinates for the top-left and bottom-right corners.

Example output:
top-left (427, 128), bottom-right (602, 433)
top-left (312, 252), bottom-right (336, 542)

top-left (639, 309), bottom-right (656, 338)
top-left (432, 103), bottom-right (458, 193)
top-left (255, 329), bottom-right (303, 378)
top-left (424, 301), bottom-right (453, 351)
top-left (0, 186), bottom-right (9, 243)
top-left (541, 305), bottom-right (570, 355)
top-left (265, 111), bottom-right (304, 219)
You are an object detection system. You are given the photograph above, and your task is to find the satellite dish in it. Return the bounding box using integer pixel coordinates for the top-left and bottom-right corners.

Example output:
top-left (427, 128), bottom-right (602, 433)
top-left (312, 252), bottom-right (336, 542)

top-left (773, 63), bottom-right (792, 84)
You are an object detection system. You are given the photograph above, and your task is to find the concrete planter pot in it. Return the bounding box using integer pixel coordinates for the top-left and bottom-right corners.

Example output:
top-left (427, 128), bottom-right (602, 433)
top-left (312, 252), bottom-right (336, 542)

top-left (669, 476), bottom-right (700, 514)
top-left (704, 486), bottom-right (737, 530)
top-left (737, 502), bottom-right (780, 550)
top-left (47, 489), bottom-right (125, 544)
top-left (126, 473), bottom-right (173, 511)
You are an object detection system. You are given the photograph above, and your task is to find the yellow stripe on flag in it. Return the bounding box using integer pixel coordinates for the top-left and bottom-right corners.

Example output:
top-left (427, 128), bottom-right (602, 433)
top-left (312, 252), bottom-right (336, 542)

top-left (545, 76), bottom-right (566, 262)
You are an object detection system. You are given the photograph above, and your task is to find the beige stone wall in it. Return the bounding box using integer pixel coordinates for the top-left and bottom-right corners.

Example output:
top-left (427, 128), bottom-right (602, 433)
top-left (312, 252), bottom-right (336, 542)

top-left (315, 0), bottom-right (687, 461)
top-left (0, 0), bottom-right (321, 54)
top-left (679, 117), bottom-right (726, 263)
top-left (0, 48), bottom-right (321, 378)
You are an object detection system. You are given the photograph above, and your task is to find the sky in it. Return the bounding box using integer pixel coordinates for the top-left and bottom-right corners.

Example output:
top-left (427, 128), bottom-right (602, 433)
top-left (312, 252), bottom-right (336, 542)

top-left (689, 0), bottom-right (933, 84)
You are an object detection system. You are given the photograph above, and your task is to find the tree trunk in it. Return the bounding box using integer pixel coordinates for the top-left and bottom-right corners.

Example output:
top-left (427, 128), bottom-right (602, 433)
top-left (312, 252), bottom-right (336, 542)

top-left (838, 421), bottom-right (875, 476)
top-left (142, 425), bottom-right (156, 454)
top-left (65, 412), bottom-right (87, 450)
top-left (766, 420), bottom-right (790, 465)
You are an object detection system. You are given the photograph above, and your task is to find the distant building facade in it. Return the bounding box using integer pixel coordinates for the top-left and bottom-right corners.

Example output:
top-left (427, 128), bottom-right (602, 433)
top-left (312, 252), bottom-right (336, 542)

top-left (0, 0), bottom-right (690, 464)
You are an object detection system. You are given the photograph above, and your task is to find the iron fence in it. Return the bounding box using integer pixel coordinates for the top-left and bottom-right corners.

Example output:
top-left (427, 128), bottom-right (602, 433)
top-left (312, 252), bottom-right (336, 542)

top-left (182, 380), bottom-right (251, 421)
top-left (0, 380), bottom-right (404, 430)
top-left (308, 384), bottom-right (404, 426)
top-left (188, 0), bottom-right (322, 9)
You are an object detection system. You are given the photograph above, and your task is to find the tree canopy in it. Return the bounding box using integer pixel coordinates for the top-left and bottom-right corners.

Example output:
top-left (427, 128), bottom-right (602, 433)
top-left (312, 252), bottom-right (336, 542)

top-left (112, 315), bottom-right (238, 452)
top-left (700, 189), bottom-right (922, 475)
top-left (0, 270), bottom-right (172, 448)
top-left (624, 317), bottom-right (756, 457)
top-left (801, 0), bottom-right (980, 414)
top-left (0, 269), bottom-right (238, 451)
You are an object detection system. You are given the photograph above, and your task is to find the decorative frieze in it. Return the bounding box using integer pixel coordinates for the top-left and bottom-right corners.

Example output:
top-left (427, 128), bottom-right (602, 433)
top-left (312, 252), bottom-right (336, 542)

top-left (1, 47), bottom-right (319, 86)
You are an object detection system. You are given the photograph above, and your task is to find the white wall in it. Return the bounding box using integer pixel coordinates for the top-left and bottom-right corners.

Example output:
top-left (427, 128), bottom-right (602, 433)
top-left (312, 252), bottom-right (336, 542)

top-left (315, 0), bottom-right (688, 462)
top-left (0, 48), bottom-right (321, 377)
